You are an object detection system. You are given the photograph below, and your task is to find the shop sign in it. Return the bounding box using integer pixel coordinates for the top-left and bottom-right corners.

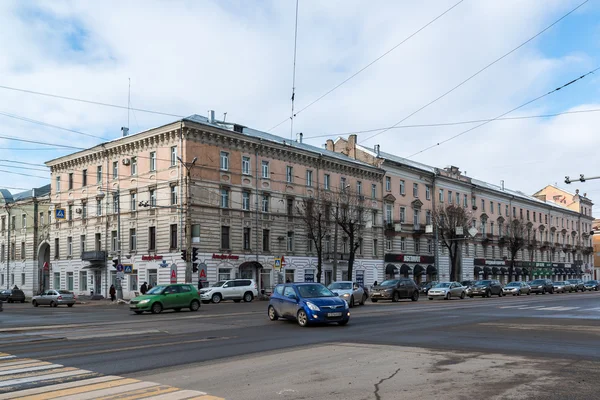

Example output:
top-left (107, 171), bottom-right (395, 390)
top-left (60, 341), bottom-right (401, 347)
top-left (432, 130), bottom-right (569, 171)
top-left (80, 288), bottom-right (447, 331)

top-left (212, 254), bottom-right (239, 260)
top-left (384, 254), bottom-right (435, 263)
top-left (170, 263), bottom-right (177, 283)
top-left (304, 271), bottom-right (314, 282)
top-left (356, 270), bottom-right (364, 286)
top-left (474, 259), bottom-right (506, 266)
top-left (142, 255), bottom-right (163, 261)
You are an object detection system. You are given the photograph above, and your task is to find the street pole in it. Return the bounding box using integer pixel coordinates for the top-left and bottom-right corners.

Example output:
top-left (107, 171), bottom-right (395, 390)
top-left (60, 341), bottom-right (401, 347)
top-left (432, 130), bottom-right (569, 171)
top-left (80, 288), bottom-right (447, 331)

top-left (177, 156), bottom-right (197, 283)
top-left (4, 204), bottom-right (11, 289)
top-left (116, 188), bottom-right (123, 300)
top-left (332, 200), bottom-right (339, 283)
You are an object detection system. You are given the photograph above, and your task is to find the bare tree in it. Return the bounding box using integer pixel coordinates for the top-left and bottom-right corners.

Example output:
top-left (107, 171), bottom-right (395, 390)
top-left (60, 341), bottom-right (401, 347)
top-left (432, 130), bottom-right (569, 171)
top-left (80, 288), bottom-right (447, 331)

top-left (432, 204), bottom-right (471, 282)
top-left (296, 192), bottom-right (331, 283)
top-left (333, 188), bottom-right (366, 281)
top-left (506, 218), bottom-right (527, 281)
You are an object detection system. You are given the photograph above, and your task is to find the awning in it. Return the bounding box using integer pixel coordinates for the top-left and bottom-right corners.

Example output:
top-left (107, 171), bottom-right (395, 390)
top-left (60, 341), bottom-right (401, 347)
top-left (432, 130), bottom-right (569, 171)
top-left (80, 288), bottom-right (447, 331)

top-left (239, 261), bottom-right (263, 270)
top-left (521, 267), bottom-right (529, 275)
top-left (500, 267), bottom-right (508, 275)
top-left (426, 265), bottom-right (437, 274)
top-left (413, 264), bottom-right (425, 275)
top-left (553, 268), bottom-right (561, 275)
top-left (400, 264), bottom-right (412, 275)
top-left (492, 267), bottom-right (500, 275)
top-left (474, 266), bottom-right (483, 275)
top-left (385, 264), bottom-right (398, 275)
top-left (514, 267), bottom-right (522, 275)
top-left (483, 266), bottom-right (492, 275)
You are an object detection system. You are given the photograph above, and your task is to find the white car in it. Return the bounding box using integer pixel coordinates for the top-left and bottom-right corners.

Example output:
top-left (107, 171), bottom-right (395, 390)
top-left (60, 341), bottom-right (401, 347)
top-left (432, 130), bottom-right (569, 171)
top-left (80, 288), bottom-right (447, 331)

top-left (327, 281), bottom-right (367, 307)
top-left (427, 282), bottom-right (466, 300)
top-left (200, 279), bottom-right (258, 304)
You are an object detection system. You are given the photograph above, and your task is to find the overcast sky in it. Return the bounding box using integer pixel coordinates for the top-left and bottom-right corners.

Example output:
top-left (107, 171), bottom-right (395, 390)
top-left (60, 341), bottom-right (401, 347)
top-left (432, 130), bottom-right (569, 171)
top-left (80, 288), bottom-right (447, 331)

top-left (0, 0), bottom-right (599, 213)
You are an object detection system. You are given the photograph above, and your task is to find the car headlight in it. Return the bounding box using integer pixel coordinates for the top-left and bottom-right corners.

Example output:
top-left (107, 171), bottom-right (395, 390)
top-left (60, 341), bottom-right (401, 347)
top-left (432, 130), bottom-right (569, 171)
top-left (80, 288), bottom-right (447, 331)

top-left (138, 299), bottom-right (150, 304)
top-left (341, 293), bottom-right (351, 298)
top-left (306, 302), bottom-right (320, 311)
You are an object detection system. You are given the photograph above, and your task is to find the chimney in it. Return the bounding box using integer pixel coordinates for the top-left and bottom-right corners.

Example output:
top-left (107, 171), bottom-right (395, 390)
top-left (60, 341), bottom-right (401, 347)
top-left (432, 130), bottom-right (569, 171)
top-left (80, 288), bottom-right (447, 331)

top-left (348, 134), bottom-right (357, 159)
top-left (501, 180), bottom-right (504, 191)
top-left (207, 110), bottom-right (215, 123)
top-left (296, 132), bottom-right (303, 143)
top-left (121, 127), bottom-right (129, 137)
top-left (326, 139), bottom-right (334, 151)
top-left (374, 144), bottom-right (380, 157)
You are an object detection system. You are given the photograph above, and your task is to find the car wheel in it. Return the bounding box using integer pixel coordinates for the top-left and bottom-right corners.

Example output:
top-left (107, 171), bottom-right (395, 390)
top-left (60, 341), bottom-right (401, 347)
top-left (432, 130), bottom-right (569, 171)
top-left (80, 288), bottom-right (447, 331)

top-left (486, 290), bottom-right (491, 298)
top-left (151, 302), bottom-right (163, 314)
top-left (469, 295), bottom-right (474, 298)
top-left (349, 296), bottom-right (354, 308)
top-left (190, 300), bottom-right (200, 311)
top-left (67, 304), bottom-right (74, 308)
top-left (297, 310), bottom-right (308, 327)
top-left (134, 311), bottom-right (143, 315)
top-left (32, 300), bottom-right (38, 307)
top-left (542, 289), bottom-right (546, 295)
top-left (174, 308), bottom-right (182, 312)
top-left (268, 305), bottom-right (278, 321)
top-left (360, 294), bottom-right (367, 305)
top-left (50, 301), bottom-right (57, 307)
top-left (338, 320), bottom-right (349, 326)
top-left (428, 297), bottom-right (433, 300)
top-left (392, 292), bottom-right (399, 302)
top-left (411, 291), bottom-right (419, 302)
top-left (550, 288), bottom-right (554, 294)
top-left (371, 299), bottom-right (378, 303)
top-left (244, 292), bottom-right (254, 303)
top-left (445, 292), bottom-right (450, 300)
top-left (596, 287), bottom-right (599, 291)
top-left (7, 299), bottom-right (12, 304)
top-left (527, 290), bottom-right (530, 295)
top-left (211, 293), bottom-right (222, 304)
top-left (460, 292), bottom-right (465, 299)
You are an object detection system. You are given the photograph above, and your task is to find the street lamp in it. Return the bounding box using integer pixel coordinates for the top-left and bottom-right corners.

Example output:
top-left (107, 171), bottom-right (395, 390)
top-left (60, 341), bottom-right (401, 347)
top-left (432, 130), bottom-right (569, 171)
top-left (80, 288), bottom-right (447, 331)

top-left (177, 156), bottom-right (197, 283)
top-left (97, 188), bottom-right (123, 300)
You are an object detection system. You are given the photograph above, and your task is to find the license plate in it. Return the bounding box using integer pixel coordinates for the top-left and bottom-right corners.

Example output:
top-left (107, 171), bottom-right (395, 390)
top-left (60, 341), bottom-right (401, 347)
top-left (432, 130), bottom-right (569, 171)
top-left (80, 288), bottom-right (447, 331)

top-left (327, 312), bottom-right (342, 317)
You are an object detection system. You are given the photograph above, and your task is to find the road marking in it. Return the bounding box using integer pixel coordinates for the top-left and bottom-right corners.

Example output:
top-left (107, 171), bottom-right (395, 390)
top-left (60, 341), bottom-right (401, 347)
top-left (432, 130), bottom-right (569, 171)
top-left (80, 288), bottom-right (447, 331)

top-left (95, 384), bottom-right (179, 400)
top-left (54, 381), bottom-right (159, 400)
top-left (12, 378), bottom-right (139, 399)
top-left (536, 306), bottom-right (580, 311)
top-left (0, 356), bottom-right (14, 361)
top-left (0, 376), bottom-right (121, 399)
top-left (0, 364), bottom-right (63, 376)
top-left (0, 368), bottom-right (83, 387)
top-left (142, 389), bottom-right (208, 400)
top-left (480, 323), bottom-right (600, 334)
top-left (586, 307), bottom-right (600, 311)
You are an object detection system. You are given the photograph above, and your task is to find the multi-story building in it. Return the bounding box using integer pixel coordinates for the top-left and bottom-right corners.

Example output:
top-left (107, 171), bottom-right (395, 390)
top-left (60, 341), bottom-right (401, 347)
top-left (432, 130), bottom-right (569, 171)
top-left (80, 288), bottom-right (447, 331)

top-left (329, 135), bottom-right (594, 283)
top-left (45, 115), bottom-right (385, 298)
top-left (593, 219), bottom-right (600, 280)
top-left (0, 185), bottom-right (51, 296)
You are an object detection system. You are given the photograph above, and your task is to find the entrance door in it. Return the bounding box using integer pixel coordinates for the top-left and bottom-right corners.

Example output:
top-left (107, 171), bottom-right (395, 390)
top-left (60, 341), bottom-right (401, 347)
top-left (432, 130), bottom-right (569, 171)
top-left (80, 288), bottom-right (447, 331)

top-left (285, 269), bottom-right (295, 283)
top-left (93, 270), bottom-right (101, 294)
top-left (148, 269), bottom-right (158, 287)
top-left (240, 268), bottom-right (253, 279)
top-left (324, 270), bottom-right (333, 286)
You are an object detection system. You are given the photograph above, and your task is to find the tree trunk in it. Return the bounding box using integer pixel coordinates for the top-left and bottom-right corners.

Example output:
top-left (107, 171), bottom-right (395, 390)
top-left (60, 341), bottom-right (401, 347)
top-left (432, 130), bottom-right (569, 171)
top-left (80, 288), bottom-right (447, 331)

top-left (316, 253), bottom-right (322, 283)
top-left (347, 233), bottom-right (355, 281)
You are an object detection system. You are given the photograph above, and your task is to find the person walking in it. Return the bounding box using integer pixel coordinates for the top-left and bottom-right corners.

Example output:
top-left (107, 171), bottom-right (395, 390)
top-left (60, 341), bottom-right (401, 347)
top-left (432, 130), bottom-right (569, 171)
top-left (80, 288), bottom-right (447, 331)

top-left (140, 282), bottom-right (148, 295)
top-left (109, 284), bottom-right (116, 302)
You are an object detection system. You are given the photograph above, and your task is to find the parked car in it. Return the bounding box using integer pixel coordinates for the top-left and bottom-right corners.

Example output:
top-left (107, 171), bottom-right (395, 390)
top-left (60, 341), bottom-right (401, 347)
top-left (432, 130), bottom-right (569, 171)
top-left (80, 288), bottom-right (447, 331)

top-left (552, 281), bottom-right (569, 293)
top-left (370, 278), bottom-right (420, 302)
top-left (327, 281), bottom-right (367, 307)
top-left (0, 300), bottom-right (2, 312)
top-left (503, 282), bottom-right (531, 296)
top-left (0, 289), bottom-right (26, 303)
top-left (268, 283), bottom-right (350, 327)
top-left (199, 279), bottom-right (259, 304)
top-left (419, 281), bottom-right (438, 295)
top-left (560, 281), bottom-right (575, 293)
top-left (566, 279), bottom-right (585, 292)
top-left (584, 280), bottom-right (600, 291)
top-left (32, 290), bottom-right (76, 307)
top-left (129, 284), bottom-right (201, 314)
top-left (468, 280), bottom-right (504, 298)
top-left (427, 282), bottom-right (466, 300)
top-left (529, 279), bottom-right (554, 295)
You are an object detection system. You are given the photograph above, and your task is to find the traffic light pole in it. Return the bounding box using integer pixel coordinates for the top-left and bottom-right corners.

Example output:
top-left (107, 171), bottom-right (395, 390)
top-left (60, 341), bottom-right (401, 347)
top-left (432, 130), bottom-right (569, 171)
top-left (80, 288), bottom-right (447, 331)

top-left (177, 156), bottom-right (197, 284)
top-left (116, 188), bottom-right (123, 300)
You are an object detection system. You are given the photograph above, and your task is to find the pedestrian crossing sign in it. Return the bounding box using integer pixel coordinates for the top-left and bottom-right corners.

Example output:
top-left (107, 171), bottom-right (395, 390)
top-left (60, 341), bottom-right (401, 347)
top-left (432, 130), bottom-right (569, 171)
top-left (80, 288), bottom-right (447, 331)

top-left (123, 264), bottom-right (133, 274)
top-left (274, 258), bottom-right (281, 270)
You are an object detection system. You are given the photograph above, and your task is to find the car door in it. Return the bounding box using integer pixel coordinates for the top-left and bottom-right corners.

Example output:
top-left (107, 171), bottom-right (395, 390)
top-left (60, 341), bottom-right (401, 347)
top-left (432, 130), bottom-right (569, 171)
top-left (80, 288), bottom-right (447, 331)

top-left (450, 282), bottom-right (460, 297)
top-left (42, 290), bottom-right (55, 305)
top-left (162, 286), bottom-right (181, 309)
top-left (220, 281), bottom-right (234, 299)
top-left (398, 280), bottom-right (408, 298)
top-left (271, 285), bottom-right (285, 315)
top-left (493, 281), bottom-right (501, 295)
top-left (281, 286), bottom-right (299, 317)
top-left (179, 285), bottom-right (194, 307)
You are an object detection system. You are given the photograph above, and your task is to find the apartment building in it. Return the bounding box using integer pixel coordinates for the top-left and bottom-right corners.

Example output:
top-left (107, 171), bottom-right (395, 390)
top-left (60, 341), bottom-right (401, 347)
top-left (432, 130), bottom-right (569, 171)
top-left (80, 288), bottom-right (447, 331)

top-left (592, 219), bottom-right (599, 280)
top-left (0, 185), bottom-right (51, 296)
top-left (329, 135), bottom-right (594, 283)
top-left (45, 115), bottom-right (385, 298)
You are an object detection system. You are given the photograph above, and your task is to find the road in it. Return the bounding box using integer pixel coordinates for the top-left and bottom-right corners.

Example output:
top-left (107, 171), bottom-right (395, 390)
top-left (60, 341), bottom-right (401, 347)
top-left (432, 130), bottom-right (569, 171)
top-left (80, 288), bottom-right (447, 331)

top-left (1, 291), bottom-right (599, 399)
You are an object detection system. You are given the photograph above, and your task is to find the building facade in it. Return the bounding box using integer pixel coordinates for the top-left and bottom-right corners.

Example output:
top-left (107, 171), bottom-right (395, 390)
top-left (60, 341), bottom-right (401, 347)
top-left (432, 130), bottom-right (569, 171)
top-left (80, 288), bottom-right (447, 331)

top-left (45, 116), bottom-right (385, 299)
top-left (593, 219), bottom-right (600, 280)
top-left (0, 185), bottom-right (51, 296)
top-left (329, 135), bottom-right (594, 284)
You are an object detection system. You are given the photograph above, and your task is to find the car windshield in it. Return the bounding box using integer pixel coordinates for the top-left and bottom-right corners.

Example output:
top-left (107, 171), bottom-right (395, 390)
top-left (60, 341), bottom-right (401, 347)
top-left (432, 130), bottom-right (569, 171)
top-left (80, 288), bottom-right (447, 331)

top-left (506, 282), bottom-right (520, 287)
top-left (1, 290), bottom-right (9, 294)
top-left (379, 280), bottom-right (399, 286)
top-left (475, 281), bottom-right (491, 285)
top-left (328, 282), bottom-right (352, 290)
top-left (211, 281), bottom-right (226, 287)
top-left (147, 285), bottom-right (167, 294)
top-left (585, 281), bottom-right (598, 284)
top-left (567, 280), bottom-right (578, 283)
top-left (434, 283), bottom-right (451, 288)
top-left (531, 280), bottom-right (545, 284)
top-left (297, 284), bottom-right (335, 298)
top-left (554, 282), bottom-right (564, 285)
top-left (57, 290), bottom-right (71, 294)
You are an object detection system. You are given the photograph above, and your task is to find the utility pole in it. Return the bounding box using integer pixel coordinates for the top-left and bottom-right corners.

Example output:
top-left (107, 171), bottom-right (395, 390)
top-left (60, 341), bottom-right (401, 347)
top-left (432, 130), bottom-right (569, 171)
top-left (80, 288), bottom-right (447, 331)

top-left (332, 201), bottom-right (339, 283)
top-left (4, 203), bottom-right (11, 290)
top-left (116, 188), bottom-right (123, 300)
top-left (177, 156), bottom-right (197, 283)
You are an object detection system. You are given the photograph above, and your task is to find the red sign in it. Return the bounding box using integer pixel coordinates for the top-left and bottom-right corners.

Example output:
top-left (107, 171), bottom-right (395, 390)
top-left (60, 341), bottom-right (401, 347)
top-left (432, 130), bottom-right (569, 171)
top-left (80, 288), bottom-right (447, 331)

top-left (142, 255), bottom-right (163, 261)
top-left (212, 254), bottom-right (239, 260)
top-left (199, 269), bottom-right (207, 279)
top-left (43, 262), bottom-right (49, 271)
top-left (281, 255), bottom-right (286, 265)
top-left (170, 269), bottom-right (177, 283)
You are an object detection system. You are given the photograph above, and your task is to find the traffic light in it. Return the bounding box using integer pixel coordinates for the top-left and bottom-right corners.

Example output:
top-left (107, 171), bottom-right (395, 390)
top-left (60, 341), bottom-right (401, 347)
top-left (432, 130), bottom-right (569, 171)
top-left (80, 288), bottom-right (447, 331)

top-left (112, 259), bottom-right (119, 268)
top-left (181, 249), bottom-right (187, 261)
top-left (192, 247), bottom-right (198, 262)
top-left (192, 263), bottom-right (198, 273)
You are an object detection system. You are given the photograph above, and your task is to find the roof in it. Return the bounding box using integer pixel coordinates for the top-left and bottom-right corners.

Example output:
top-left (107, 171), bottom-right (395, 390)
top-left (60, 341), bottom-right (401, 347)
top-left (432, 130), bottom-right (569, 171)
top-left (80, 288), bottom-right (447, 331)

top-left (345, 139), bottom-right (436, 173)
top-left (0, 184), bottom-right (50, 203)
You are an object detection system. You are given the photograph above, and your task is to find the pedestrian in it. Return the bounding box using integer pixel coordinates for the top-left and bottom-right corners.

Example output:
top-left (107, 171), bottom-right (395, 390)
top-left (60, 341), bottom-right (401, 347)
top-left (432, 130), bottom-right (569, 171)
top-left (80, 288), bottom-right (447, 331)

top-left (147, 284), bottom-right (153, 291)
top-left (140, 282), bottom-right (148, 295)
top-left (109, 284), bottom-right (116, 302)
top-left (286, 279), bottom-right (291, 283)
top-left (373, 280), bottom-right (378, 287)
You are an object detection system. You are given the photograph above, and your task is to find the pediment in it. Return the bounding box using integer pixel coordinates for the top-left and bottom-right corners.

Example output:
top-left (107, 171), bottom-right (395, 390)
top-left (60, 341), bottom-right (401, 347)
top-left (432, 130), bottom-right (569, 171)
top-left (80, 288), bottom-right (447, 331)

top-left (411, 199), bottom-right (423, 209)
top-left (383, 193), bottom-right (396, 202)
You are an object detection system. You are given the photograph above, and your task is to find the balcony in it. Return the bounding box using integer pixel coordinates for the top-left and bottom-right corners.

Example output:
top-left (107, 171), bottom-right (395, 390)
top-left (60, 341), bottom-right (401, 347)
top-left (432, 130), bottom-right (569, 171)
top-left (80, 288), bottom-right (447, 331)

top-left (81, 251), bottom-right (107, 262)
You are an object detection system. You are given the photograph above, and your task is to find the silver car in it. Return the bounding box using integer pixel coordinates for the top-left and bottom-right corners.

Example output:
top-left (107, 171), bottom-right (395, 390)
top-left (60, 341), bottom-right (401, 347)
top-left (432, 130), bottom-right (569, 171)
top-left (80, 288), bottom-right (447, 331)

top-left (552, 281), bottom-right (569, 293)
top-left (32, 290), bottom-right (76, 307)
top-left (427, 282), bottom-right (466, 300)
top-left (327, 281), bottom-right (367, 307)
top-left (503, 282), bottom-right (531, 296)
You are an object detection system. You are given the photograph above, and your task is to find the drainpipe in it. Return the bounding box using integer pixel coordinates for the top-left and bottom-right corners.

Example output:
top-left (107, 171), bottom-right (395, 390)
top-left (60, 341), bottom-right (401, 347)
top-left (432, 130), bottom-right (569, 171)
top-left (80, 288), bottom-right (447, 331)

top-left (432, 171), bottom-right (439, 280)
top-left (179, 122), bottom-right (184, 283)
top-left (4, 204), bottom-right (11, 290)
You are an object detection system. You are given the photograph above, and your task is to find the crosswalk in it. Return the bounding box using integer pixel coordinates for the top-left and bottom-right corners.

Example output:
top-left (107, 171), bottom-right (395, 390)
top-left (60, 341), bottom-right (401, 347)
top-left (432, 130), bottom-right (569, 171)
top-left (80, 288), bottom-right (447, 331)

top-left (498, 305), bottom-right (600, 312)
top-left (0, 352), bottom-right (223, 400)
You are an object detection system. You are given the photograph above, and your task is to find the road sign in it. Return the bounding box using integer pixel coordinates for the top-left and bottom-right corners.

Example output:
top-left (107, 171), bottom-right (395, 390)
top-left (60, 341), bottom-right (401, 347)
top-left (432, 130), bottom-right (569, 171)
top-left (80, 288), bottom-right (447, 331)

top-left (55, 209), bottom-right (66, 220)
top-left (159, 259), bottom-right (169, 268)
top-left (170, 263), bottom-right (177, 283)
top-left (281, 255), bottom-right (286, 266)
top-left (116, 264), bottom-right (124, 272)
top-left (274, 258), bottom-right (281, 270)
top-left (116, 271), bottom-right (125, 280)
top-left (123, 264), bottom-right (133, 274)
top-left (198, 262), bottom-right (207, 280)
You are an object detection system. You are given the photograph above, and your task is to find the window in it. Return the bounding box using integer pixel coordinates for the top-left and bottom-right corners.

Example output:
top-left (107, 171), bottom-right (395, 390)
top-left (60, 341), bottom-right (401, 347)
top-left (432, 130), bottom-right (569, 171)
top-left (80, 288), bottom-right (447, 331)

top-left (439, 189), bottom-right (444, 202)
top-left (527, 210), bottom-right (530, 221)
top-left (129, 228), bottom-right (136, 251)
top-left (149, 189), bottom-right (156, 207)
top-left (56, 176), bottom-right (61, 192)
top-left (371, 183), bottom-right (376, 199)
top-left (448, 191), bottom-right (453, 204)
top-left (80, 235), bottom-right (86, 253)
top-left (399, 207), bottom-right (406, 223)
top-left (490, 222), bottom-right (494, 235)
top-left (490, 201), bottom-right (494, 214)
top-left (262, 193), bottom-right (269, 212)
top-left (171, 185), bottom-right (178, 205)
top-left (242, 191), bottom-right (250, 211)
top-left (11, 216), bottom-right (15, 230)
top-left (54, 238), bottom-right (60, 259)
top-left (131, 157), bottom-right (137, 175)
top-left (67, 237), bottom-right (72, 256)
top-left (262, 161), bottom-right (269, 178)
top-left (242, 156), bottom-right (250, 175)
top-left (149, 227), bottom-right (156, 250)
top-left (497, 203), bottom-right (501, 215)
top-left (427, 239), bottom-right (432, 253)
top-left (533, 212), bottom-right (536, 222)
top-left (513, 207), bottom-right (516, 218)
top-left (357, 181), bottom-right (362, 195)
top-left (220, 226), bottom-right (230, 249)
top-left (1, 244), bottom-right (4, 262)
top-left (455, 192), bottom-right (460, 205)
top-left (129, 273), bottom-right (138, 291)
top-left (306, 170), bottom-right (313, 187)
top-left (10, 243), bottom-right (14, 260)
top-left (220, 188), bottom-right (230, 208)
top-left (262, 229), bottom-right (270, 251)
top-left (341, 177), bottom-right (347, 190)
top-left (171, 146), bottom-right (177, 166)
top-left (385, 203), bottom-right (393, 223)
top-left (413, 183), bottom-right (419, 198)
top-left (464, 194), bottom-right (468, 207)
top-left (170, 224), bottom-right (178, 249)
top-left (243, 228), bottom-right (251, 250)
top-left (150, 152), bottom-right (156, 171)
top-left (113, 161), bottom-right (118, 179)
top-left (22, 213), bottom-right (27, 228)
top-left (386, 177), bottom-right (391, 191)
top-left (95, 233), bottom-right (101, 251)
top-left (481, 199), bottom-right (485, 211)
top-left (372, 210), bottom-right (378, 226)
top-left (96, 166), bottom-right (102, 184)
top-left (111, 231), bottom-right (117, 252)
top-left (426, 210), bottom-right (432, 225)
top-left (414, 239), bottom-right (420, 253)
top-left (400, 237), bottom-right (406, 251)
top-left (506, 205), bottom-right (509, 216)
top-left (80, 271), bottom-right (87, 291)
top-left (192, 224), bottom-right (200, 244)
top-left (220, 151), bottom-right (229, 171)
top-left (426, 185), bottom-right (431, 200)
top-left (0, 217), bottom-right (4, 231)
top-left (287, 231), bottom-right (294, 251)
top-left (68, 205), bottom-right (73, 221)
top-left (68, 173), bottom-right (73, 190)
top-left (130, 193), bottom-right (137, 211)
top-left (53, 272), bottom-right (60, 289)
top-left (67, 272), bottom-right (74, 291)
top-left (284, 166), bottom-right (293, 183)
top-left (373, 239), bottom-right (378, 257)
top-left (113, 194), bottom-right (119, 214)
top-left (399, 180), bottom-right (405, 195)
top-left (307, 235), bottom-right (313, 252)
top-left (82, 169), bottom-right (87, 187)
top-left (324, 174), bottom-right (330, 190)
top-left (96, 199), bottom-right (102, 216)
top-left (386, 237), bottom-right (393, 251)
top-left (286, 198), bottom-right (294, 217)
top-left (81, 203), bottom-right (87, 219)
top-left (520, 209), bottom-right (523, 219)
top-left (413, 209), bottom-right (420, 228)
top-left (358, 238), bottom-right (363, 255)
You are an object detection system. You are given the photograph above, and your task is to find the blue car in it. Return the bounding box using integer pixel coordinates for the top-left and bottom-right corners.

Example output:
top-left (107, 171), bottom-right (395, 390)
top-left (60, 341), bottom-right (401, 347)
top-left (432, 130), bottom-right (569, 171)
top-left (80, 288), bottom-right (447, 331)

top-left (268, 283), bottom-right (350, 327)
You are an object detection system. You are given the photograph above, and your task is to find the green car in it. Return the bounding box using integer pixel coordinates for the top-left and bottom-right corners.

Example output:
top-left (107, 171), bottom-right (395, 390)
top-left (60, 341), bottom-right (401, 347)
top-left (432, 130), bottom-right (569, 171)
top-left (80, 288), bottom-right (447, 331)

top-left (129, 284), bottom-right (201, 314)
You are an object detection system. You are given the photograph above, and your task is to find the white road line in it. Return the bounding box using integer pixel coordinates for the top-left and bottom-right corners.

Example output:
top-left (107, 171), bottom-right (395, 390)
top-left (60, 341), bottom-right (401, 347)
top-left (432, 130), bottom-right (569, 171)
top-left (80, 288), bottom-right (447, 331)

top-left (498, 305), bottom-right (526, 309)
top-left (0, 369), bottom-right (91, 388)
top-left (0, 357), bottom-right (15, 361)
top-left (57, 381), bottom-right (159, 400)
top-left (536, 307), bottom-right (580, 311)
top-left (0, 364), bottom-right (63, 377)
top-left (142, 389), bottom-right (209, 400)
top-left (0, 376), bottom-right (120, 399)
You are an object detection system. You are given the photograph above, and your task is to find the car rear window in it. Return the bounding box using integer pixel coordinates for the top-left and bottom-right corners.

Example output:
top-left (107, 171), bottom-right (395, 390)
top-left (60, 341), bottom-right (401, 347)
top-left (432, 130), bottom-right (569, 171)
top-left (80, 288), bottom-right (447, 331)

top-left (235, 280), bottom-right (251, 287)
top-left (274, 285), bottom-right (284, 295)
top-left (57, 290), bottom-right (72, 294)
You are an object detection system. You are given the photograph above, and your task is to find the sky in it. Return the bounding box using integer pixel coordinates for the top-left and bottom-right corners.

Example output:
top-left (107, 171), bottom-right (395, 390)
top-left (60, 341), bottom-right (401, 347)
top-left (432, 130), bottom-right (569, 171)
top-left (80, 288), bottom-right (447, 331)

top-left (0, 0), bottom-right (599, 214)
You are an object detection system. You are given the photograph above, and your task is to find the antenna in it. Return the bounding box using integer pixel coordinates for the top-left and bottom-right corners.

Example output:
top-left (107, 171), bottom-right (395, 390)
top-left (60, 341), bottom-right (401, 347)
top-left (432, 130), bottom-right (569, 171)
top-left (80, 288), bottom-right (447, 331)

top-left (290, 0), bottom-right (299, 140)
top-left (127, 78), bottom-right (131, 130)
top-left (223, 112), bottom-right (227, 122)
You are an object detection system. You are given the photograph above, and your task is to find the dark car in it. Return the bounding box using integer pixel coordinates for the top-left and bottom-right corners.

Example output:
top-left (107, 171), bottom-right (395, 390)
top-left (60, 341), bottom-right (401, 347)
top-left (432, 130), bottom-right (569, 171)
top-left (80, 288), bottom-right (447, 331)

top-left (566, 279), bottom-right (585, 292)
top-left (0, 289), bottom-right (26, 303)
top-left (468, 280), bottom-right (504, 298)
top-left (370, 278), bottom-right (420, 302)
top-left (461, 280), bottom-right (475, 288)
top-left (419, 281), bottom-right (438, 295)
top-left (529, 279), bottom-right (554, 294)
top-left (584, 280), bottom-right (600, 291)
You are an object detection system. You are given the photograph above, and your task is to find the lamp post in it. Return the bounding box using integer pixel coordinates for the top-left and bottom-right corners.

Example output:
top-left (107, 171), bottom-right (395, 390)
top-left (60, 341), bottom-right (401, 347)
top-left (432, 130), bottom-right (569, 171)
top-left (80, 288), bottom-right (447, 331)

top-left (4, 203), bottom-right (11, 290)
top-left (97, 189), bottom-right (123, 300)
top-left (177, 156), bottom-right (197, 283)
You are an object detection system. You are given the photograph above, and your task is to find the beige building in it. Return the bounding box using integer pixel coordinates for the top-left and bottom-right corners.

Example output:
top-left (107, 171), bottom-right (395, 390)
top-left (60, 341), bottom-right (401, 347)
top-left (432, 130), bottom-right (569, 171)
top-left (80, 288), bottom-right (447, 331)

top-left (0, 185), bottom-right (51, 296)
top-left (593, 219), bottom-right (599, 280)
top-left (45, 115), bottom-right (385, 298)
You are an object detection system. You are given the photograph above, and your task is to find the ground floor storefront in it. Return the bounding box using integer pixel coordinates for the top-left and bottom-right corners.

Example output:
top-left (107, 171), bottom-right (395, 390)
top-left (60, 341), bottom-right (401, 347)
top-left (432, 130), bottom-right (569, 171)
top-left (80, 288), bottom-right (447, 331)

top-left (383, 254), bottom-right (438, 284)
top-left (471, 259), bottom-right (586, 283)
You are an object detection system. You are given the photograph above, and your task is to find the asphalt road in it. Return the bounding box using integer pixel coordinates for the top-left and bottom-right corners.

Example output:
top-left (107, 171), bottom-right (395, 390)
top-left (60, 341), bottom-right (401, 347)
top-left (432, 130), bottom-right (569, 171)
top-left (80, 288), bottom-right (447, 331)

top-left (1, 291), bottom-right (600, 399)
